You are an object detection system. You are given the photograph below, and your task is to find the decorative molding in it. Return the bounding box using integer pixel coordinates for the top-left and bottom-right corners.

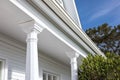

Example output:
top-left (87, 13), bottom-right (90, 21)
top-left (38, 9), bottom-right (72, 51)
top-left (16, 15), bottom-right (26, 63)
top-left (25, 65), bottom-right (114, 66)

top-left (55, 0), bottom-right (64, 8)
top-left (66, 51), bottom-right (80, 59)
top-left (42, 0), bottom-right (80, 29)
top-left (19, 20), bottom-right (44, 34)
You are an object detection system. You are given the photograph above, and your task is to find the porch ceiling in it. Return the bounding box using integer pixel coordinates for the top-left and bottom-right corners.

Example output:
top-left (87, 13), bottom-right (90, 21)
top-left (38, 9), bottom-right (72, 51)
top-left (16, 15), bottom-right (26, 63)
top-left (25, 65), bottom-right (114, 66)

top-left (0, 0), bottom-right (83, 66)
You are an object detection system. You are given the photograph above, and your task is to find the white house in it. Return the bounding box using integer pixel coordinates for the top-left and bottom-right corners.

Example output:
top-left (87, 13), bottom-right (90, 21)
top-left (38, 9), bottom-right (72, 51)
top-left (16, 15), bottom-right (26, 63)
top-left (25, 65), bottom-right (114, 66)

top-left (0, 0), bottom-right (105, 80)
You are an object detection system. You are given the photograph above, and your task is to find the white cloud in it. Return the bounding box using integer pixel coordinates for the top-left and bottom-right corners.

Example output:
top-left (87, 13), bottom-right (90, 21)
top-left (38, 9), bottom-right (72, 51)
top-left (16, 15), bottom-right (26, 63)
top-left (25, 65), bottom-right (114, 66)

top-left (89, 0), bottom-right (120, 22)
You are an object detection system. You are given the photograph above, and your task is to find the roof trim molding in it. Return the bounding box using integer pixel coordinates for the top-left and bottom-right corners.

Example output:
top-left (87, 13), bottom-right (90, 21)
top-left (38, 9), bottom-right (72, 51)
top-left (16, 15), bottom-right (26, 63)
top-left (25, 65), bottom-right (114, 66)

top-left (42, 0), bottom-right (81, 30)
top-left (41, 0), bottom-right (105, 57)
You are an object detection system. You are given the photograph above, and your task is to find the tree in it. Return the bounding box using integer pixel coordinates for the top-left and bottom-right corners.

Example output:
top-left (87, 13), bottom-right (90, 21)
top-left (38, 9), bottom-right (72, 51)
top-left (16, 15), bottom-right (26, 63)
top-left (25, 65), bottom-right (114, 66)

top-left (86, 23), bottom-right (120, 55)
top-left (78, 53), bottom-right (120, 80)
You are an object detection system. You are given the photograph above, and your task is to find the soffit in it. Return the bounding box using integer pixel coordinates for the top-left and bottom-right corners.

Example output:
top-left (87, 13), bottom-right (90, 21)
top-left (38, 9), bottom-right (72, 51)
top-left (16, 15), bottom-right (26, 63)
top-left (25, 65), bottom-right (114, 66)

top-left (0, 0), bottom-right (84, 65)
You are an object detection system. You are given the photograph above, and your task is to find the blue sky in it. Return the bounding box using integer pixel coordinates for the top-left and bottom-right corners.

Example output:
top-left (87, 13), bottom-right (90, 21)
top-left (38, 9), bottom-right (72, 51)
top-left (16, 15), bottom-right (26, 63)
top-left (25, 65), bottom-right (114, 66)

top-left (75, 0), bottom-right (120, 30)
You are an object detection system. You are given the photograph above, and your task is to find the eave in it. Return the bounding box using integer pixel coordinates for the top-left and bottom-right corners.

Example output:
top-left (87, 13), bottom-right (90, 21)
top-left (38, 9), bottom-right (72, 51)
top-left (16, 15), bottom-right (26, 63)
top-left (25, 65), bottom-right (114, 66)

top-left (28, 0), bottom-right (105, 56)
top-left (10, 0), bottom-right (105, 57)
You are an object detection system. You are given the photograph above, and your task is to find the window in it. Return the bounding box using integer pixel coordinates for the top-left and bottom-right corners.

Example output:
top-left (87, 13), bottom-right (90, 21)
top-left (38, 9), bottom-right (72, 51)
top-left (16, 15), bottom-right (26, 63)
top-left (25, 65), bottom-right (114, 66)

top-left (43, 71), bottom-right (59, 80)
top-left (0, 59), bottom-right (5, 80)
top-left (56, 0), bottom-right (64, 8)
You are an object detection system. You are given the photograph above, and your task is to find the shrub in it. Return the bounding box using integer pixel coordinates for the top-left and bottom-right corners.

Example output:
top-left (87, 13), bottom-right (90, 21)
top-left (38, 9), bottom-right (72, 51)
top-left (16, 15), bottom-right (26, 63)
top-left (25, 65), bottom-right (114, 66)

top-left (78, 53), bottom-right (120, 80)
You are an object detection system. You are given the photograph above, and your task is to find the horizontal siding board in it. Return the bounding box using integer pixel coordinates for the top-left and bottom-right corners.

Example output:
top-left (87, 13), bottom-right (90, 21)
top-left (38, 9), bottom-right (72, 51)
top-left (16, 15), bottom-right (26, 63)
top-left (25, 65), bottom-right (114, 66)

top-left (0, 34), bottom-right (71, 80)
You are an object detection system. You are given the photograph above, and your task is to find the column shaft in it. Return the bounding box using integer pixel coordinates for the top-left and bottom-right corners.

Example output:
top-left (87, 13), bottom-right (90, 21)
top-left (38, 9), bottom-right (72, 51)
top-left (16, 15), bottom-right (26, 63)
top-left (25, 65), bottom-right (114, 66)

top-left (71, 57), bottom-right (78, 80)
top-left (26, 29), bottom-right (39, 80)
top-left (66, 51), bottom-right (79, 80)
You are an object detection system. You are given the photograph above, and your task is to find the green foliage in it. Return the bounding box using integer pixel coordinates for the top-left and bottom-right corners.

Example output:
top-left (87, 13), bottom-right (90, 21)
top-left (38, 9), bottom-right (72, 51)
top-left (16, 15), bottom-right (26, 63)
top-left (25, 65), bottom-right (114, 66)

top-left (78, 53), bottom-right (120, 80)
top-left (85, 23), bottom-right (120, 55)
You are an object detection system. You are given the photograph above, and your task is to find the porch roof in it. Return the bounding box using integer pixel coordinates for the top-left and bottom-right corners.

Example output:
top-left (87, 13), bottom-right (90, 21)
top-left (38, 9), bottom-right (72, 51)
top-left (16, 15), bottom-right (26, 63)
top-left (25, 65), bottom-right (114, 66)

top-left (0, 0), bottom-right (104, 66)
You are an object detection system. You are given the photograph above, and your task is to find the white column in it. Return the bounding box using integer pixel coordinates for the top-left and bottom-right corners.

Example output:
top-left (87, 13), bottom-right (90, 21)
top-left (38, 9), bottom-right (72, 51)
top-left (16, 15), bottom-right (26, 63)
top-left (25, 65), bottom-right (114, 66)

top-left (21, 21), bottom-right (44, 80)
top-left (66, 51), bottom-right (79, 80)
top-left (20, 20), bottom-right (44, 80)
top-left (26, 28), bottom-right (39, 80)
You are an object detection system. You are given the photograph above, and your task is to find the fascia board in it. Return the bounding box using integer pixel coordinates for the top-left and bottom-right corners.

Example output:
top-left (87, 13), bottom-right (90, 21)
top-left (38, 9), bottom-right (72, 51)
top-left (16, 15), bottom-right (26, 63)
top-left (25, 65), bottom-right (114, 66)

top-left (44, 0), bottom-right (105, 56)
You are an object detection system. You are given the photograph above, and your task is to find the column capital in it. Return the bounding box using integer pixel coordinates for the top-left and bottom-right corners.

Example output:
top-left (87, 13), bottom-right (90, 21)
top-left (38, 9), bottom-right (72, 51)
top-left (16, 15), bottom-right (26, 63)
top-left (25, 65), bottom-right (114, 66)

top-left (66, 51), bottom-right (79, 59)
top-left (66, 51), bottom-right (79, 80)
top-left (20, 20), bottom-right (44, 34)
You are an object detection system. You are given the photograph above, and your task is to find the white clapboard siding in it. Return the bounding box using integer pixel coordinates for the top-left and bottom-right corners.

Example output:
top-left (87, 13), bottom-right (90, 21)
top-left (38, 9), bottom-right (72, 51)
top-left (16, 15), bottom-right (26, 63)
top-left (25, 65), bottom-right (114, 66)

top-left (0, 34), bottom-right (71, 80)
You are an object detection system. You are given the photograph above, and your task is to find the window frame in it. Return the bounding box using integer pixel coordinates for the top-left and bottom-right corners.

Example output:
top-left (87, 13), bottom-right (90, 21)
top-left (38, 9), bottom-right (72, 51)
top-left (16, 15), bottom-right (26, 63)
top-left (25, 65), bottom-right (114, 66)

top-left (43, 70), bottom-right (60, 80)
top-left (0, 58), bottom-right (8, 80)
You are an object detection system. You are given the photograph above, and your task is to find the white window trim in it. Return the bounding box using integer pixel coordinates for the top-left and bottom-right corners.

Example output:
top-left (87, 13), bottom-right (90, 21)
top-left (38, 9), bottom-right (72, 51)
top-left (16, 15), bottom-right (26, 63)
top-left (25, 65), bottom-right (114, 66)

top-left (42, 70), bottom-right (60, 80)
top-left (0, 58), bottom-right (8, 80)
